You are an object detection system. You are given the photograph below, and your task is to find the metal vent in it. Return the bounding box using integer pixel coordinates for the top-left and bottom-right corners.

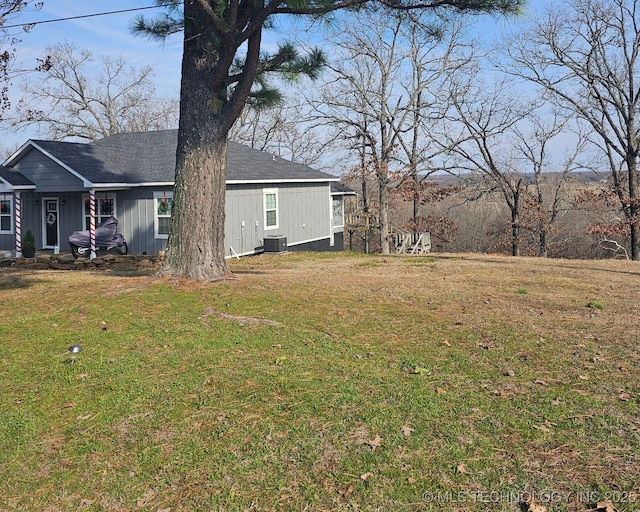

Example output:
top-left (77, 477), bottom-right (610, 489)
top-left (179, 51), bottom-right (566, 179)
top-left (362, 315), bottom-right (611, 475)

top-left (263, 235), bottom-right (287, 253)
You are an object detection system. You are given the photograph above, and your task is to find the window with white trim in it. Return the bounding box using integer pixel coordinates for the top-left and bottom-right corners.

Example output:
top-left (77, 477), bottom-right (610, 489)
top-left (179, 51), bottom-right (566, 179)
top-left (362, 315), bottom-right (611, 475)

top-left (83, 193), bottom-right (116, 229)
top-left (154, 191), bottom-right (174, 238)
top-left (264, 188), bottom-right (278, 230)
top-left (0, 195), bottom-right (12, 233)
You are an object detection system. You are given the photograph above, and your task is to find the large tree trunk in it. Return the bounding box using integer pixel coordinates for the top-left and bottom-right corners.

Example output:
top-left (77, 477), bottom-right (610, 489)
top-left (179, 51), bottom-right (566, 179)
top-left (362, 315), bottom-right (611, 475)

top-left (628, 156), bottom-right (640, 261)
top-left (160, 135), bottom-right (231, 280)
top-left (158, 1), bottom-right (232, 281)
top-left (539, 229), bottom-right (548, 258)
top-left (511, 203), bottom-right (520, 257)
top-left (379, 176), bottom-right (390, 255)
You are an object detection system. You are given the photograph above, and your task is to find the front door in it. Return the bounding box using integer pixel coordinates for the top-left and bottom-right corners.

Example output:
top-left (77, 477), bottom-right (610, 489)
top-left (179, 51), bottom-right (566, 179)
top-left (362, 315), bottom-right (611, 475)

top-left (43, 198), bottom-right (59, 249)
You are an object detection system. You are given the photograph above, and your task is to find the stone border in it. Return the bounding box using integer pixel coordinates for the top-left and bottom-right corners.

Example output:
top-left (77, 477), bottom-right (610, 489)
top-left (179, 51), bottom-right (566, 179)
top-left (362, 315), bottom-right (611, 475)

top-left (0, 252), bottom-right (163, 271)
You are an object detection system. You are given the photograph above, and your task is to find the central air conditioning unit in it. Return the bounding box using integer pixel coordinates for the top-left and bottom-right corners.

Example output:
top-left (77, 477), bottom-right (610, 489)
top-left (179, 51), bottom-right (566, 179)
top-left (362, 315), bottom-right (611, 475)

top-left (263, 235), bottom-right (287, 253)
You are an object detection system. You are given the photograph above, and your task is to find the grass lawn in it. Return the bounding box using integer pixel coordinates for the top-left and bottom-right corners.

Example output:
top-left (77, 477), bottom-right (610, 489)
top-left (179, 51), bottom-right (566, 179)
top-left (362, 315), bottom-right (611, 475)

top-left (1, 252), bottom-right (639, 511)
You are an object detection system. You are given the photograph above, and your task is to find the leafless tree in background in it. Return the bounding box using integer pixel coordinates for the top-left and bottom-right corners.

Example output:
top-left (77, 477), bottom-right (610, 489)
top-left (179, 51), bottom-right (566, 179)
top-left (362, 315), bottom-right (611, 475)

top-left (504, 0), bottom-right (640, 260)
top-left (0, 1), bottom-right (42, 121)
top-left (229, 100), bottom-right (329, 168)
top-left (438, 75), bottom-right (536, 256)
top-left (311, 12), bottom-right (475, 254)
top-left (15, 42), bottom-right (178, 141)
top-left (511, 109), bottom-right (592, 257)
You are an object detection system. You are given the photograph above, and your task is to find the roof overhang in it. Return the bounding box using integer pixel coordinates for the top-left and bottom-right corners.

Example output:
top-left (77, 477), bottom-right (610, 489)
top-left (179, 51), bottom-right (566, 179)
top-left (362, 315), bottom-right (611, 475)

top-left (226, 178), bottom-right (340, 185)
top-left (89, 182), bottom-right (173, 189)
top-left (0, 180), bottom-right (36, 191)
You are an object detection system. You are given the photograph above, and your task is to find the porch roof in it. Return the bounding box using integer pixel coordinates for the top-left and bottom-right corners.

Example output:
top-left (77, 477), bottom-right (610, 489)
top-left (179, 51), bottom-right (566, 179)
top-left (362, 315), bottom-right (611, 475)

top-left (0, 166), bottom-right (35, 189)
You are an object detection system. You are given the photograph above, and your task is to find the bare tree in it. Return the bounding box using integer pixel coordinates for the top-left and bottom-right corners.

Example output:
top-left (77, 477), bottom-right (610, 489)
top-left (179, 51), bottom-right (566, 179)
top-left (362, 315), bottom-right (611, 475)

top-left (229, 100), bottom-right (329, 167)
top-left (438, 75), bottom-right (536, 255)
top-left (439, 67), bottom-right (593, 257)
top-left (511, 109), bottom-right (591, 257)
top-left (504, 0), bottom-right (640, 260)
top-left (394, 18), bottom-right (474, 244)
top-left (15, 42), bottom-right (178, 141)
top-left (311, 12), bottom-right (474, 254)
top-left (0, 1), bottom-right (42, 121)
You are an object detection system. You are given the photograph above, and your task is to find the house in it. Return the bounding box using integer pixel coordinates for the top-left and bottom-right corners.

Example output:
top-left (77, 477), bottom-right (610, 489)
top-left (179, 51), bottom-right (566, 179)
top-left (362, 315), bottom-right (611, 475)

top-left (0, 129), bottom-right (354, 258)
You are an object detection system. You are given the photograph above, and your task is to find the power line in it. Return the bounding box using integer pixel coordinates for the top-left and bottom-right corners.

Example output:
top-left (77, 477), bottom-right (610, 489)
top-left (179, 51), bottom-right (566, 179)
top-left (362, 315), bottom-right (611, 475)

top-left (2, 5), bottom-right (162, 30)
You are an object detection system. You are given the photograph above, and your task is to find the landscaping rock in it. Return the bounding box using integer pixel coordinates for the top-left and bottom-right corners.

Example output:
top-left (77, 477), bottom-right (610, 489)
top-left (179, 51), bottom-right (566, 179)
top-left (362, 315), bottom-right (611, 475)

top-left (0, 252), bottom-right (163, 272)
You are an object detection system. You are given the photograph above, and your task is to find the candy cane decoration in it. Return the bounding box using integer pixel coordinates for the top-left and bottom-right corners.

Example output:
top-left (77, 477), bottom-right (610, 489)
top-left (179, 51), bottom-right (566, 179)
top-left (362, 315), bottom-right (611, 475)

top-left (89, 190), bottom-right (96, 259)
top-left (15, 192), bottom-right (22, 257)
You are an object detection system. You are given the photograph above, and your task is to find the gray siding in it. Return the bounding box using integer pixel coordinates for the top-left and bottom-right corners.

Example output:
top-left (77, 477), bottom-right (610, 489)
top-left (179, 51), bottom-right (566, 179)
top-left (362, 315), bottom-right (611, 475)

top-left (116, 188), bottom-right (170, 255)
top-left (13, 148), bottom-right (86, 192)
top-left (225, 182), bottom-right (331, 257)
top-left (1, 183), bottom-right (334, 256)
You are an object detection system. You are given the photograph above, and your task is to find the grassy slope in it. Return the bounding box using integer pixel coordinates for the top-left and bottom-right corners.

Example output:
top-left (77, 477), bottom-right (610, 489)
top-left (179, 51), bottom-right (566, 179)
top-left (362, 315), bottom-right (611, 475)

top-left (0, 252), bottom-right (638, 511)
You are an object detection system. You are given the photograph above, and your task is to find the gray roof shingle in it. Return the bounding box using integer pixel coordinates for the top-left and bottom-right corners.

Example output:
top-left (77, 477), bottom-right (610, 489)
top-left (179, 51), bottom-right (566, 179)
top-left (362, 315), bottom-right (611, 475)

top-left (29, 130), bottom-right (337, 185)
top-left (0, 165), bottom-right (35, 188)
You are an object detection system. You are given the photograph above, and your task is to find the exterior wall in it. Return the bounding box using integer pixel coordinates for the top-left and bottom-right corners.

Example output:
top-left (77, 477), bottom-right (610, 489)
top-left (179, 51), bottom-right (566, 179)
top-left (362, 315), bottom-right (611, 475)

top-left (15, 191), bottom-right (94, 251)
top-left (115, 188), bottom-right (170, 255)
top-left (0, 182), bottom-right (339, 257)
top-left (13, 148), bottom-right (86, 192)
top-left (225, 182), bottom-right (331, 257)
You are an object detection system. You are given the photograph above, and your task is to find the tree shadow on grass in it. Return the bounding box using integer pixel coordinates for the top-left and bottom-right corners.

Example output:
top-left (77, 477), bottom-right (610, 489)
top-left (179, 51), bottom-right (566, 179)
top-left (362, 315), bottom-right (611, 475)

top-left (0, 270), bottom-right (50, 290)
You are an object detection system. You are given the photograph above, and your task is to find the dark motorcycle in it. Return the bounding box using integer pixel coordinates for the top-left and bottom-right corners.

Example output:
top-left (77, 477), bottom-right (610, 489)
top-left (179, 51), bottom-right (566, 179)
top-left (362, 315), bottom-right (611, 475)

top-left (69, 216), bottom-right (128, 258)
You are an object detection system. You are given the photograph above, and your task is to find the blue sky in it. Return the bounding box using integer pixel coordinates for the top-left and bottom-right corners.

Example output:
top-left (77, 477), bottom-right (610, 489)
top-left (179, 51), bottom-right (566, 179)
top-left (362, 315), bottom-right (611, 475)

top-left (12, 1), bottom-right (183, 95)
top-left (1, 1), bottom-right (536, 153)
top-left (1, 0), bottom-right (308, 151)
top-left (2, 1), bottom-right (183, 151)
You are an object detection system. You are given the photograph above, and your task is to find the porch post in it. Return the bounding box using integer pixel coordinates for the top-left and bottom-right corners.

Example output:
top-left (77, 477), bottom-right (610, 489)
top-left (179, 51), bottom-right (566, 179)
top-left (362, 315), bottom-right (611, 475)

top-left (89, 189), bottom-right (96, 259)
top-left (14, 191), bottom-right (21, 258)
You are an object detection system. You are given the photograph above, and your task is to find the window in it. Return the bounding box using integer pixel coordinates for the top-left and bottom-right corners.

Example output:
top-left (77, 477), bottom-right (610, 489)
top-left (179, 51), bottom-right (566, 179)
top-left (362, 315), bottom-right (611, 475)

top-left (83, 193), bottom-right (116, 229)
top-left (332, 196), bottom-right (344, 227)
top-left (264, 188), bottom-right (278, 230)
top-left (154, 191), bottom-right (174, 238)
top-left (0, 196), bottom-right (12, 233)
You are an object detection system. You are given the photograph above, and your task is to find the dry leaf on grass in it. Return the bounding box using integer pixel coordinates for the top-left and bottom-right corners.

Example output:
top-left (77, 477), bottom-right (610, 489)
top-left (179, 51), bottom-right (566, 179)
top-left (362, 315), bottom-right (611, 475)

top-left (532, 424), bottom-right (551, 433)
top-left (338, 484), bottom-right (355, 498)
top-left (366, 435), bottom-right (383, 450)
top-left (591, 501), bottom-right (617, 512)
top-left (400, 425), bottom-right (414, 436)
top-left (360, 472), bottom-right (373, 482)
top-left (456, 463), bottom-right (469, 474)
top-left (617, 389), bottom-right (630, 401)
top-left (522, 497), bottom-right (547, 512)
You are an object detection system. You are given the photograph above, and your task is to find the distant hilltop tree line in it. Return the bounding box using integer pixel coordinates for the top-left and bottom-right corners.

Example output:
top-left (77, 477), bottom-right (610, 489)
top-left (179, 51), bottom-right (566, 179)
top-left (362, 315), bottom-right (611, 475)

top-left (343, 172), bottom-right (633, 260)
